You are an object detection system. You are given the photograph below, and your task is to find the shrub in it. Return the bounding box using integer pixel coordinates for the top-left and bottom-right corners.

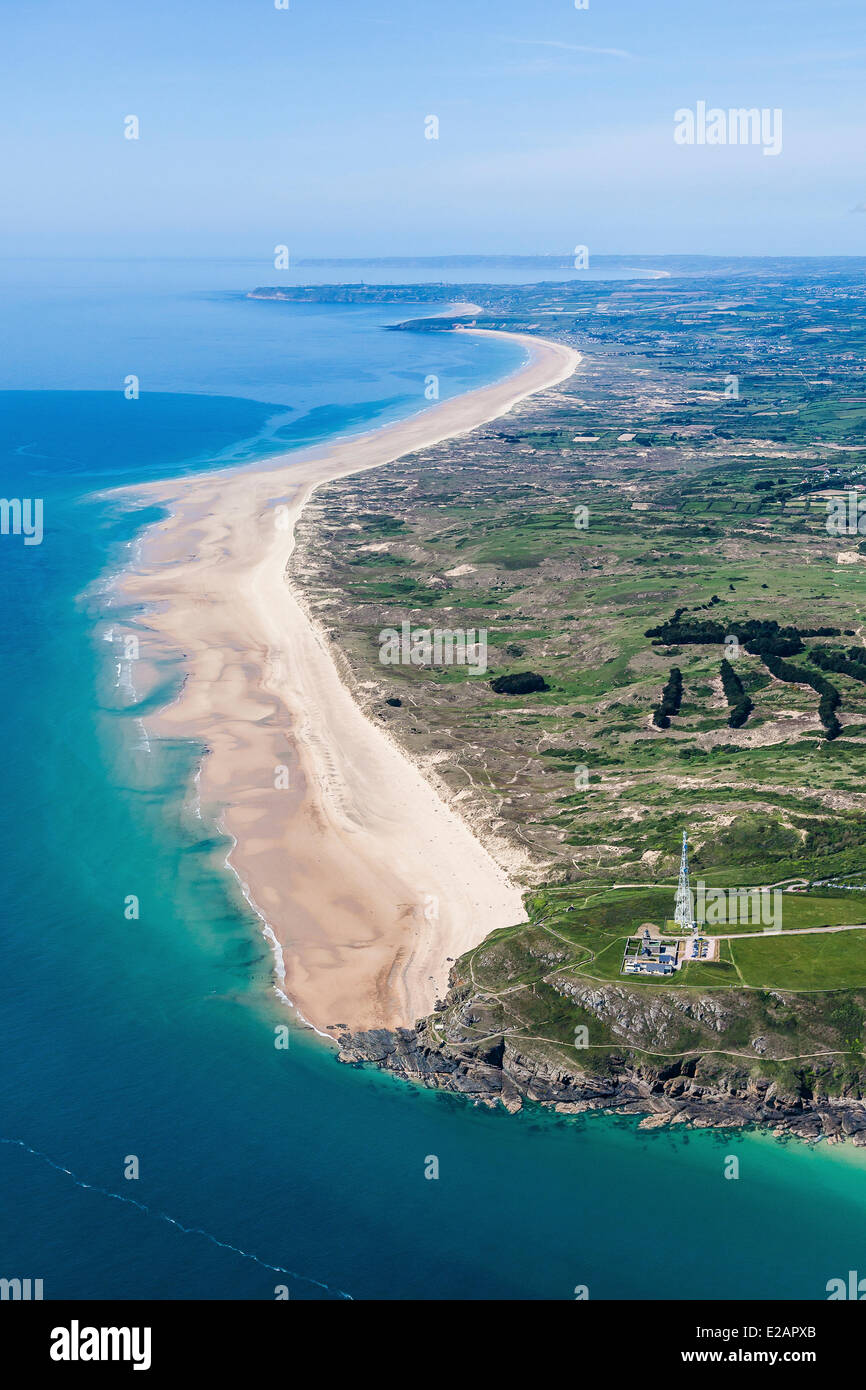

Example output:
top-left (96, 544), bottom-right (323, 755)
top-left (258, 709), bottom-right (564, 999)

top-left (489, 671), bottom-right (550, 695)
top-left (719, 657), bottom-right (754, 728)
top-left (652, 667), bottom-right (683, 727)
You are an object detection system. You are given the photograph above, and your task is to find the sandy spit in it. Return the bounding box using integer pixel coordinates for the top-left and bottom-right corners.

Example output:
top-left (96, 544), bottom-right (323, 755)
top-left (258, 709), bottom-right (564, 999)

top-left (110, 330), bottom-right (580, 1034)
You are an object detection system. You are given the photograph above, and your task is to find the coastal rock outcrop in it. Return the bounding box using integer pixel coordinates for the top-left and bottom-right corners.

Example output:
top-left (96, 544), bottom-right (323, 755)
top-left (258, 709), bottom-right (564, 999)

top-left (337, 1020), bottom-right (866, 1145)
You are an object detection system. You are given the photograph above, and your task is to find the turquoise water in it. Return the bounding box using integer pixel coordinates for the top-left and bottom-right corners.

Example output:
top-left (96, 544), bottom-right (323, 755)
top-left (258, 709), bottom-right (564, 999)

top-left (2, 263), bottom-right (866, 1301)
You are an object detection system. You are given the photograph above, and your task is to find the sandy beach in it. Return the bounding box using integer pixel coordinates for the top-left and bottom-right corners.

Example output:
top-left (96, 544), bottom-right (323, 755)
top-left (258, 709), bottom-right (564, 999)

top-left (113, 329), bottom-right (580, 1035)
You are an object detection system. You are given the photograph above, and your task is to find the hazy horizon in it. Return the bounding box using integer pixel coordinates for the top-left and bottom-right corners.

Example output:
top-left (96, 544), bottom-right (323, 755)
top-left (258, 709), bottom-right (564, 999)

top-left (4, 0), bottom-right (865, 262)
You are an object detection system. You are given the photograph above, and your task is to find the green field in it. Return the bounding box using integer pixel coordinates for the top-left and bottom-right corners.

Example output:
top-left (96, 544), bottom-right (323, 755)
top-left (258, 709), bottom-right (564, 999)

top-left (293, 267), bottom-right (866, 1078)
top-left (730, 929), bottom-right (866, 990)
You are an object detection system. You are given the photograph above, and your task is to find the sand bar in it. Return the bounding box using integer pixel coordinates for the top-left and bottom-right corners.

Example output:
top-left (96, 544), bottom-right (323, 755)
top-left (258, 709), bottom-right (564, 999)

top-left (112, 330), bottom-right (580, 1034)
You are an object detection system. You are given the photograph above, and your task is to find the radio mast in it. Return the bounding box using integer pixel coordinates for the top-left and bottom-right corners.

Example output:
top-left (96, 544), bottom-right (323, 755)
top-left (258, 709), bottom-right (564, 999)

top-left (674, 830), bottom-right (695, 932)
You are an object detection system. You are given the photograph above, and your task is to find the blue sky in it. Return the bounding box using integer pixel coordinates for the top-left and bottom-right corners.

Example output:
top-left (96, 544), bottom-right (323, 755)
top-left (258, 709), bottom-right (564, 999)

top-left (2, 0), bottom-right (865, 258)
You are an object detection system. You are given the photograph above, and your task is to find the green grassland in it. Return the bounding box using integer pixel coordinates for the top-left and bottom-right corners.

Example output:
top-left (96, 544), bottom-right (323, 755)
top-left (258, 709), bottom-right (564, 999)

top-left (730, 931), bottom-right (866, 991)
top-left (292, 268), bottom-right (866, 1072)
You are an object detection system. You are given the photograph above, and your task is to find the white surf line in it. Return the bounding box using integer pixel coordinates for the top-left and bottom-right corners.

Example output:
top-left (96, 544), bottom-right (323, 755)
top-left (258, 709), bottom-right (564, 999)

top-left (218, 826), bottom-right (336, 1040)
top-left (1, 1136), bottom-right (353, 1300)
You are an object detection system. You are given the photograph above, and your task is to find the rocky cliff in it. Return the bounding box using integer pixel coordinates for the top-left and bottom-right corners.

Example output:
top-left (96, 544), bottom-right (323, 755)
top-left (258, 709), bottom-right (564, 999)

top-left (337, 1017), bottom-right (866, 1145)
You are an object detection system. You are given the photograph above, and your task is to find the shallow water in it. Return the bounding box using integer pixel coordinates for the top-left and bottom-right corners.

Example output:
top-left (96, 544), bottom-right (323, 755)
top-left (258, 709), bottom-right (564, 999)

top-left (1, 261), bottom-right (864, 1300)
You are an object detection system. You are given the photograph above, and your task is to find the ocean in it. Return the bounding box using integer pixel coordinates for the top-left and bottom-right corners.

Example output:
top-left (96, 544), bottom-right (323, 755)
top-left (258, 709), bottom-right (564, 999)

top-left (1, 258), bottom-right (865, 1301)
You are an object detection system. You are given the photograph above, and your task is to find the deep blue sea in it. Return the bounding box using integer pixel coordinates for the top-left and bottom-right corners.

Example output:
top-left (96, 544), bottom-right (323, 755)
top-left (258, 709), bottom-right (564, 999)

top-left (2, 259), bottom-right (865, 1301)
